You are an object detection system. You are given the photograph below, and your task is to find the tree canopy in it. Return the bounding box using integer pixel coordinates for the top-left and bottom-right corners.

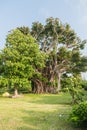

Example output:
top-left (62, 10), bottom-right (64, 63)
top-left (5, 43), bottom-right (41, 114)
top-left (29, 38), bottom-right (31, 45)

top-left (31, 17), bottom-right (87, 93)
top-left (0, 17), bottom-right (87, 94)
top-left (0, 29), bottom-right (46, 95)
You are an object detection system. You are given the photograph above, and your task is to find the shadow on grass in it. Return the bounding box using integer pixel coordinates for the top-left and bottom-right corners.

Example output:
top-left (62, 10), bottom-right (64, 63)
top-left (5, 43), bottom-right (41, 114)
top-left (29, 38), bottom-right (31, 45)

top-left (18, 109), bottom-right (82, 130)
top-left (28, 94), bottom-right (72, 105)
top-left (18, 126), bottom-right (40, 130)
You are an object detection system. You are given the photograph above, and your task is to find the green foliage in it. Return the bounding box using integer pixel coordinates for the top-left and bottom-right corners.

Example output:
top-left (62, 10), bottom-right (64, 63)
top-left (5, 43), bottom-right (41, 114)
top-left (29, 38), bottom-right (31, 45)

top-left (0, 77), bottom-right (8, 87)
top-left (69, 101), bottom-right (87, 127)
top-left (71, 51), bottom-right (87, 74)
top-left (8, 78), bottom-right (32, 93)
top-left (17, 26), bottom-right (30, 35)
top-left (61, 75), bottom-right (84, 104)
top-left (0, 77), bottom-right (8, 93)
top-left (81, 80), bottom-right (87, 90)
top-left (0, 29), bottom-right (46, 93)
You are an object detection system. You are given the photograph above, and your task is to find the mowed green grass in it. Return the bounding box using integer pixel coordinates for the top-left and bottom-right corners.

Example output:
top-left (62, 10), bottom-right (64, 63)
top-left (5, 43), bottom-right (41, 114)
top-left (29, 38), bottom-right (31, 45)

top-left (0, 93), bottom-right (86, 130)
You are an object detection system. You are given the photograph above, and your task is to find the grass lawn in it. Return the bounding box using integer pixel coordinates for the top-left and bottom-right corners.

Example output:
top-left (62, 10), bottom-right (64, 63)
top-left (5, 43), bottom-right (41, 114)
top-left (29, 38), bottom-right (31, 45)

top-left (0, 92), bottom-right (86, 130)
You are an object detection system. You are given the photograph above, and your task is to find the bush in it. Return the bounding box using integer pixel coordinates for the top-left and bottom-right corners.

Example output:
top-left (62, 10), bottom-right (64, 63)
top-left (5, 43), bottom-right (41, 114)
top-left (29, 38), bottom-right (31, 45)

top-left (69, 101), bottom-right (87, 127)
top-left (61, 76), bottom-right (84, 104)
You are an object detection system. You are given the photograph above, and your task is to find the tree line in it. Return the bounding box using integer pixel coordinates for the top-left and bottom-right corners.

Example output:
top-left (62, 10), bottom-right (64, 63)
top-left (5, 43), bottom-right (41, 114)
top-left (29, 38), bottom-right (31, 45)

top-left (0, 17), bottom-right (87, 98)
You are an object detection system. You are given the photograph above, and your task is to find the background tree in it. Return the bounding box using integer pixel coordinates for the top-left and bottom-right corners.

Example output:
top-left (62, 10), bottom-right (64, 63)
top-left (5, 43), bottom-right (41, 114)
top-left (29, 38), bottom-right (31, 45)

top-left (31, 17), bottom-right (87, 93)
top-left (0, 29), bottom-right (46, 95)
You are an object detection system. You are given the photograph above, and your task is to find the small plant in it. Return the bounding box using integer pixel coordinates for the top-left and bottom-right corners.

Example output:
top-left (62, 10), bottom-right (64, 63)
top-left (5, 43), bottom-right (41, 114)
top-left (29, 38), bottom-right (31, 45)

top-left (69, 101), bottom-right (87, 127)
top-left (61, 75), bottom-right (84, 104)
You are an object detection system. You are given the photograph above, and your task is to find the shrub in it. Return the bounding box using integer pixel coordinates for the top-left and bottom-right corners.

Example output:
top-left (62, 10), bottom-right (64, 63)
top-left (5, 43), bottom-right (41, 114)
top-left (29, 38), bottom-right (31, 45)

top-left (69, 101), bottom-right (87, 127)
top-left (61, 76), bottom-right (84, 104)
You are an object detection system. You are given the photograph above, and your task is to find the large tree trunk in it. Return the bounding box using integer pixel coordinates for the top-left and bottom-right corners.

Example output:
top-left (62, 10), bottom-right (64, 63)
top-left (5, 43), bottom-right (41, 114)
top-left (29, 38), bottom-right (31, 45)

top-left (31, 79), bottom-right (44, 94)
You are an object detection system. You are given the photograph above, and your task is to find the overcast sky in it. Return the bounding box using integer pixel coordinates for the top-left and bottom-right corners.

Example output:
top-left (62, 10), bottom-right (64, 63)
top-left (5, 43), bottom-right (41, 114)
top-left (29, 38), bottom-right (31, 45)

top-left (0, 0), bottom-right (87, 79)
